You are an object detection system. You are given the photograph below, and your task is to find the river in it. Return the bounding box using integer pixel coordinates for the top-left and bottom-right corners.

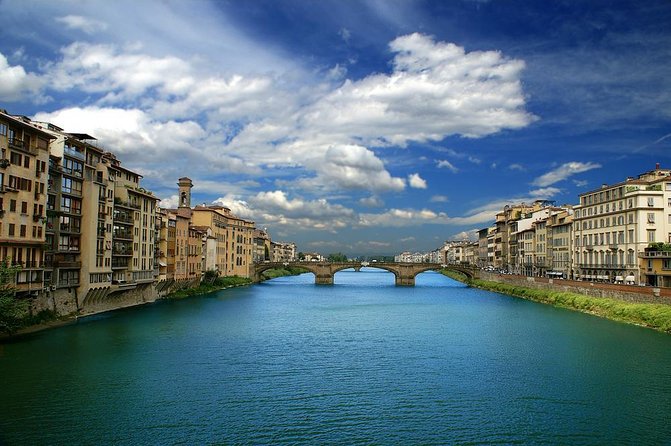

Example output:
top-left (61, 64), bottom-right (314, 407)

top-left (1, 268), bottom-right (671, 445)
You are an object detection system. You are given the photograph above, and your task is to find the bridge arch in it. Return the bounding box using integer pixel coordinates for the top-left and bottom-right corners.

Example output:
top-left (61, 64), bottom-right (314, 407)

top-left (253, 262), bottom-right (478, 286)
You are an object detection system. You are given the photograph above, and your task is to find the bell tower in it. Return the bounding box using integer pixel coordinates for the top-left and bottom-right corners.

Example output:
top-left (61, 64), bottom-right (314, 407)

top-left (178, 177), bottom-right (193, 209)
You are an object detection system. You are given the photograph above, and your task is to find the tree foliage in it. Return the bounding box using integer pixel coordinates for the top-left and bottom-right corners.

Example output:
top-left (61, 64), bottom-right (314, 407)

top-left (0, 260), bottom-right (29, 335)
top-left (327, 252), bottom-right (348, 262)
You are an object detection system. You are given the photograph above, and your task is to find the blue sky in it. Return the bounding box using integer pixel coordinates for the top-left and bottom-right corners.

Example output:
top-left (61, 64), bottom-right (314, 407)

top-left (1, 0), bottom-right (670, 255)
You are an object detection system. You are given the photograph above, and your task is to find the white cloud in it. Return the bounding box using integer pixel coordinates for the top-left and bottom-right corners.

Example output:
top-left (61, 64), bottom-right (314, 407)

top-left (430, 195), bottom-right (449, 203)
top-left (159, 194), bottom-right (179, 209)
top-left (509, 163), bottom-right (525, 171)
top-left (7, 30), bottom-right (534, 195)
top-left (55, 15), bottom-right (108, 34)
top-left (450, 230), bottom-right (478, 241)
top-left (0, 53), bottom-right (43, 101)
top-left (408, 173), bottom-right (427, 189)
top-left (528, 187), bottom-right (561, 198)
top-left (436, 159), bottom-right (459, 173)
top-left (215, 190), bottom-right (356, 231)
top-left (359, 196), bottom-right (384, 207)
top-left (532, 161), bottom-right (601, 187)
top-left (339, 28), bottom-right (351, 43)
top-left (358, 208), bottom-right (451, 227)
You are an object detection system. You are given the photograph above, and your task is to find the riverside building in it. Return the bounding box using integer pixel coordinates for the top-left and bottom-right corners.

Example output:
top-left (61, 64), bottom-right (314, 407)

top-left (0, 111), bottom-right (53, 297)
top-left (573, 164), bottom-right (671, 284)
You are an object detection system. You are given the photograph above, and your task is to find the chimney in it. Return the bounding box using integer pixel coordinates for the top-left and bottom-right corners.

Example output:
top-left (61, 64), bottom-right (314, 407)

top-left (656, 163), bottom-right (660, 170)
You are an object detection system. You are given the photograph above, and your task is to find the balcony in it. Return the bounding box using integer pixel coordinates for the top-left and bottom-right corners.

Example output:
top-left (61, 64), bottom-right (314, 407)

top-left (61, 188), bottom-right (82, 197)
top-left (57, 246), bottom-right (81, 254)
top-left (640, 249), bottom-right (671, 258)
top-left (112, 248), bottom-right (133, 257)
top-left (63, 146), bottom-right (86, 161)
top-left (578, 263), bottom-right (638, 269)
top-left (59, 224), bottom-right (81, 234)
top-left (113, 213), bottom-right (134, 225)
top-left (111, 259), bottom-right (130, 269)
top-left (43, 260), bottom-right (81, 269)
top-left (8, 137), bottom-right (24, 150)
top-left (114, 198), bottom-right (141, 210)
top-left (9, 261), bottom-right (44, 269)
top-left (58, 278), bottom-right (80, 287)
top-left (113, 230), bottom-right (133, 241)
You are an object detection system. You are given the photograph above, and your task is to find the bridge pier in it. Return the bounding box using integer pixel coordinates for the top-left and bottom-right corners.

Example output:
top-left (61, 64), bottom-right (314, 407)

top-left (395, 275), bottom-right (415, 286)
top-left (315, 274), bottom-right (334, 285)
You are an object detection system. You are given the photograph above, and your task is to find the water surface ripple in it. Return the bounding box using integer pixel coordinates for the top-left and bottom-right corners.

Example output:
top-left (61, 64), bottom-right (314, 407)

top-left (1, 269), bottom-right (671, 445)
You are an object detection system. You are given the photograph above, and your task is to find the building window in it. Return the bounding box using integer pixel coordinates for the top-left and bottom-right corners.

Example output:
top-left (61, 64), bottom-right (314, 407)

top-left (648, 230), bottom-right (656, 243)
top-left (648, 197), bottom-right (655, 207)
top-left (648, 213), bottom-right (655, 223)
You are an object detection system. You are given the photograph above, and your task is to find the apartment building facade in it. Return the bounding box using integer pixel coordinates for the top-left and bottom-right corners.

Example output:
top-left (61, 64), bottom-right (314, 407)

top-left (0, 111), bottom-right (53, 296)
top-left (573, 164), bottom-right (671, 284)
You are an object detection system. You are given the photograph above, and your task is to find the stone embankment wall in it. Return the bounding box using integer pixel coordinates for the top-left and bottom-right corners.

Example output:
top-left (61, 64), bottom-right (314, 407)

top-left (28, 278), bottom-right (201, 319)
top-left (479, 272), bottom-right (671, 305)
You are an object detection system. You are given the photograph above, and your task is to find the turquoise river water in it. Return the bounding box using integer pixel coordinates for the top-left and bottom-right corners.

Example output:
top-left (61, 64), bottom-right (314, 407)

top-left (1, 269), bottom-right (671, 445)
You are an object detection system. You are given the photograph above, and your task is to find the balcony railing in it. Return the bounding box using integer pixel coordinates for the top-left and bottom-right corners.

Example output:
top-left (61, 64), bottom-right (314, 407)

top-left (58, 279), bottom-right (80, 287)
top-left (114, 199), bottom-right (141, 210)
top-left (640, 250), bottom-right (671, 258)
top-left (113, 213), bottom-right (134, 224)
top-left (113, 231), bottom-right (133, 240)
top-left (577, 263), bottom-right (638, 269)
top-left (8, 261), bottom-right (44, 268)
top-left (63, 146), bottom-right (86, 161)
top-left (59, 225), bottom-right (81, 234)
top-left (8, 137), bottom-right (24, 150)
top-left (112, 259), bottom-right (130, 268)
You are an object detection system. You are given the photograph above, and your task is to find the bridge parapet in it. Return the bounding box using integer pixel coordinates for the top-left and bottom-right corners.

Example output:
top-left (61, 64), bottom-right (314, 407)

top-left (253, 261), bottom-right (478, 286)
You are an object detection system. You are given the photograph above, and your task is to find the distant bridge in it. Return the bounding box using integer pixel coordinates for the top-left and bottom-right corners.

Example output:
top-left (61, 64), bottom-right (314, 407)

top-left (253, 261), bottom-right (478, 286)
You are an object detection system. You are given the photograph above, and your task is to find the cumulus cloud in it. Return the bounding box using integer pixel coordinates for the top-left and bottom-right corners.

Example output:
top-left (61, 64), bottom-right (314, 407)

top-left (55, 15), bottom-right (108, 34)
top-left (532, 161), bottom-right (601, 187)
top-left (408, 173), bottom-right (427, 189)
top-left (33, 106), bottom-right (205, 157)
top-left (430, 195), bottom-right (449, 203)
top-left (358, 208), bottom-right (451, 227)
top-left (436, 160), bottom-right (459, 173)
top-left (159, 194), bottom-right (180, 209)
top-left (450, 230), bottom-right (478, 241)
top-left (215, 190), bottom-right (356, 231)
top-left (528, 187), bottom-right (561, 198)
top-left (6, 30), bottom-right (534, 195)
top-left (0, 53), bottom-right (43, 101)
top-left (509, 163), bottom-right (525, 171)
top-left (359, 196), bottom-right (384, 207)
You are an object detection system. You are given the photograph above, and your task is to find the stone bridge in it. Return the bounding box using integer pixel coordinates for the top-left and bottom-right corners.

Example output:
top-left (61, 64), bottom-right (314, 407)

top-left (253, 261), bottom-right (478, 286)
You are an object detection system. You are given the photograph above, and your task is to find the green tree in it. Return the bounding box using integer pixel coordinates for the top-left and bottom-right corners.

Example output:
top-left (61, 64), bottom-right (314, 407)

top-left (0, 260), bottom-right (29, 335)
top-left (327, 252), bottom-right (348, 262)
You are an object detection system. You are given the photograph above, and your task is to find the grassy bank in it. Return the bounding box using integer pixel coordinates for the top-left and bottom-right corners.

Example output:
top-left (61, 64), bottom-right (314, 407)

top-left (167, 276), bottom-right (252, 299)
top-left (441, 269), bottom-right (671, 334)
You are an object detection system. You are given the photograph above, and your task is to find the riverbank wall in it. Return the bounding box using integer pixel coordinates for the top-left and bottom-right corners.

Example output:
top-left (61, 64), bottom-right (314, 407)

top-left (448, 271), bottom-right (671, 333)
top-left (478, 272), bottom-right (671, 305)
top-left (26, 278), bottom-right (201, 320)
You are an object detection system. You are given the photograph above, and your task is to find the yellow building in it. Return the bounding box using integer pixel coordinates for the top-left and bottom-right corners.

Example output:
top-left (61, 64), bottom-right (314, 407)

top-left (640, 245), bottom-right (671, 287)
top-left (573, 164), bottom-right (671, 283)
top-left (0, 111), bottom-right (53, 296)
top-left (191, 205), bottom-right (254, 278)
